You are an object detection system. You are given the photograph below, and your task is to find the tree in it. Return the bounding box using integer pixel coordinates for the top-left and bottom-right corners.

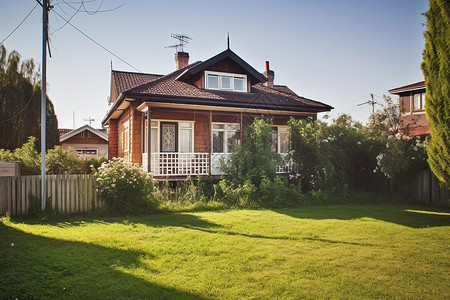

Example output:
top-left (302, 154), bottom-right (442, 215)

top-left (421, 0), bottom-right (450, 186)
top-left (0, 45), bottom-right (59, 151)
top-left (366, 95), bottom-right (401, 138)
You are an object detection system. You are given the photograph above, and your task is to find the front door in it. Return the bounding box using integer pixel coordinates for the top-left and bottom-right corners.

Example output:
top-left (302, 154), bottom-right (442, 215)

top-left (160, 122), bottom-right (178, 152)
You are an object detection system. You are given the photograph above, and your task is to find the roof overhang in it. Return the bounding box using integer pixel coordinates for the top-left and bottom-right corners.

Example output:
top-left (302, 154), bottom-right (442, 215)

top-left (389, 81), bottom-right (425, 94)
top-left (137, 101), bottom-right (320, 117)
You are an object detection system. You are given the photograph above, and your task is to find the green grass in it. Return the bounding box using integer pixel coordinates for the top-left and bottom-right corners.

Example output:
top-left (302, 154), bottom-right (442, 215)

top-left (1, 204), bottom-right (449, 299)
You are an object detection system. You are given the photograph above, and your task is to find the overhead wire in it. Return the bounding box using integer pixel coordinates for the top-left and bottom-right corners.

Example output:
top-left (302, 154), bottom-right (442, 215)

top-left (0, 3), bottom-right (39, 45)
top-left (51, 8), bottom-right (141, 72)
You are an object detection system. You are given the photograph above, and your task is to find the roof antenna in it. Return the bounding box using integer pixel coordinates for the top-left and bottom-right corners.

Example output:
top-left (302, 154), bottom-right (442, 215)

top-left (165, 33), bottom-right (192, 53)
top-left (227, 32), bottom-right (230, 49)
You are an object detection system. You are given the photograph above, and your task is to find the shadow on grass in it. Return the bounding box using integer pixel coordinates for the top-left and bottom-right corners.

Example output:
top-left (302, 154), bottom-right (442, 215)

top-left (0, 222), bottom-right (208, 300)
top-left (273, 204), bottom-right (450, 228)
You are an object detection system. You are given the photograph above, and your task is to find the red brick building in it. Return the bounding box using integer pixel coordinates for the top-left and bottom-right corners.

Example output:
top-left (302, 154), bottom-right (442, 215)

top-left (389, 81), bottom-right (429, 137)
top-left (102, 48), bottom-right (333, 179)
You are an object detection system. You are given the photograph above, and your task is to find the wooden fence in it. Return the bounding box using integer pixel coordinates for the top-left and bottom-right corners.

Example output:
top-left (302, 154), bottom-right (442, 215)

top-left (389, 170), bottom-right (450, 206)
top-left (0, 174), bottom-right (102, 216)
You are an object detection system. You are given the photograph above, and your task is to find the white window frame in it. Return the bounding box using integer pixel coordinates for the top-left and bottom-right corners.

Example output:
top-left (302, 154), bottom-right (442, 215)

top-left (412, 92), bottom-right (425, 112)
top-left (205, 71), bottom-right (247, 92)
top-left (144, 119), bottom-right (195, 153)
top-left (272, 125), bottom-right (290, 154)
top-left (123, 120), bottom-right (129, 153)
top-left (212, 122), bottom-right (240, 154)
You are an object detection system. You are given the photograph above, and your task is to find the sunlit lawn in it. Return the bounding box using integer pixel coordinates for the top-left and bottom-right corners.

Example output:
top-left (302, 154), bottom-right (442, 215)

top-left (1, 204), bottom-right (449, 299)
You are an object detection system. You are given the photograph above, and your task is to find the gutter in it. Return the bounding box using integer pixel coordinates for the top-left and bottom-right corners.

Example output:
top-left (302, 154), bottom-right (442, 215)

top-left (101, 92), bottom-right (124, 126)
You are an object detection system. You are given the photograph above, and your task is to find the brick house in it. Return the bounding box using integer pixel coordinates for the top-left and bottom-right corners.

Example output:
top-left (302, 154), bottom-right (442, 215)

top-left (60, 125), bottom-right (109, 158)
top-left (389, 81), bottom-right (429, 137)
top-left (102, 48), bottom-right (333, 179)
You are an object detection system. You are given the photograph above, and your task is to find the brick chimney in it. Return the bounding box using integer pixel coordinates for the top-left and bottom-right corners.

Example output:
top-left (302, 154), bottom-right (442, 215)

top-left (263, 61), bottom-right (275, 88)
top-left (175, 52), bottom-right (189, 70)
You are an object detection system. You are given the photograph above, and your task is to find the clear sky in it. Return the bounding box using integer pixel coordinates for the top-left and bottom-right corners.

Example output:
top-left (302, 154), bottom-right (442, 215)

top-left (0, 0), bottom-right (428, 129)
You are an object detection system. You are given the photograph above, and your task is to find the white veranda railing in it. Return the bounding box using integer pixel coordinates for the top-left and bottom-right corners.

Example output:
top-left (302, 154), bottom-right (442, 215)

top-left (142, 153), bottom-right (209, 176)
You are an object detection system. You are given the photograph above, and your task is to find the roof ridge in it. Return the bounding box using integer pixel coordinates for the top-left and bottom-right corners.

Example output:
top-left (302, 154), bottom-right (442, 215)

top-left (112, 69), bottom-right (164, 77)
top-left (126, 61), bottom-right (203, 94)
top-left (257, 84), bottom-right (332, 108)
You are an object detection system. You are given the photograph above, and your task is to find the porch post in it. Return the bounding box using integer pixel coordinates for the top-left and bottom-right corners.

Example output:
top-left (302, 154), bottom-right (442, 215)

top-left (209, 110), bottom-right (212, 175)
top-left (147, 108), bottom-right (151, 173)
top-left (240, 112), bottom-right (243, 142)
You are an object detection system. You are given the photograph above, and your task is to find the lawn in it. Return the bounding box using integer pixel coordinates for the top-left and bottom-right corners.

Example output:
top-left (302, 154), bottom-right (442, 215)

top-left (1, 204), bottom-right (449, 299)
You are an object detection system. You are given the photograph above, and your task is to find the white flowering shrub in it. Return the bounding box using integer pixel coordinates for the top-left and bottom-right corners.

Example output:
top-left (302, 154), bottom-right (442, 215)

top-left (375, 134), bottom-right (427, 179)
top-left (94, 158), bottom-right (155, 213)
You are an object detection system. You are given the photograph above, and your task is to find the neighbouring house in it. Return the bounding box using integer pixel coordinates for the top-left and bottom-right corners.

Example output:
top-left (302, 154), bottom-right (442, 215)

top-left (60, 124), bottom-right (109, 158)
top-left (102, 48), bottom-right (333, 179)
top-left (389, 81), bottom-right (430, 137)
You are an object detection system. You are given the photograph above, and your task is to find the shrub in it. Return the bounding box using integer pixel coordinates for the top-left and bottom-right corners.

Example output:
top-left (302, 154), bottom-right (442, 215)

top-left (376, 134), bottom-right (427, 179)
top-left (0, 136), bottom-right (40, 174)
top-left (222, 118), bottom-right (281, 187)
top-left (46, 146), bottom-right (85, 174)
top-left (216, 179), bottom-right (256, 207)
top-left (94, 158), bottom-right (156, 214)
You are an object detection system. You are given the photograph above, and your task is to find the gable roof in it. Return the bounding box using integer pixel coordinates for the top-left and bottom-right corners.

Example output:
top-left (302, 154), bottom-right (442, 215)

top-left (60, 124), bottom-right (108, 142)
top-left (389, 81), bottom-right (425, 94)
top-left (102, 50), bottom-right (333, 125)
top-left (176, 49), bottom-right (267, 84)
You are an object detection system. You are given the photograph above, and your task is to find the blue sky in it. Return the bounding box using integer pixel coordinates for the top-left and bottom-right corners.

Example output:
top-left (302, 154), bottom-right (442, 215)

top-left (0, 0), bottom-right (428, 129)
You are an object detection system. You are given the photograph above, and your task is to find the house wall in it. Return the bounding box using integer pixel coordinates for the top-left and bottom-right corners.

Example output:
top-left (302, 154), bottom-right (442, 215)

top-left (109, 119), bottom-right (118, 159)
top-left (398, 91), bottom-right (429, 136)
top-left (62, 143), bottom-right (108, 158)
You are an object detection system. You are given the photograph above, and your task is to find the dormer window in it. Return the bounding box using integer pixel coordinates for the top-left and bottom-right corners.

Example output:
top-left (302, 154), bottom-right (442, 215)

top-left (205, 71), bottom-right (247, 92)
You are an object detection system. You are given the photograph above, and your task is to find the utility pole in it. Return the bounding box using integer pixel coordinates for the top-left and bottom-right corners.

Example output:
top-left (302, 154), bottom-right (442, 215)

top-left (357, 93), bottom-right (377, 114)
top-left (40, 0), bottom-right (50, 210)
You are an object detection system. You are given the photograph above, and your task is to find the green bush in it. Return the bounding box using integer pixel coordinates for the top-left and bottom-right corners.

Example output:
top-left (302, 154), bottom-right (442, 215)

top-left (216, 179), bottom-right (256, 207)
top-left (94, 158), bottom-right (156, 214)
top-left (0, 136), bottom-right (40, 174)
top-left (46, 146), bottom-right (85, 174)
top-left (376, 134), bottom-right (428, 179)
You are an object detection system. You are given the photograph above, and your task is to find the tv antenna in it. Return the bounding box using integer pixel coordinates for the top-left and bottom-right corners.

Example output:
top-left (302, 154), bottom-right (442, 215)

top-left (357, 93), bottom-right (378, 114)
top-left (83, 116), bottom-right (95, 126)
top-left (165, 33), bottom-right (192, 52)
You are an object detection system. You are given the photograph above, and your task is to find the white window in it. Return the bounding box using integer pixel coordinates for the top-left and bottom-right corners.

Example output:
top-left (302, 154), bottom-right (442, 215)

top-left (205, 71), bottom-right (247, 92)
top-left (123, 120), bottom-right (129, 152)
top-left (179, 122), bottom-right (193, 153)
top-left (272, 126), bottom-right (290, 153)
top-left (212, 123), bottom-right (240, 153)
top-left (413, 92), bottom-right (425, 111)
top-left (143, 120), bottom-right (194, 153)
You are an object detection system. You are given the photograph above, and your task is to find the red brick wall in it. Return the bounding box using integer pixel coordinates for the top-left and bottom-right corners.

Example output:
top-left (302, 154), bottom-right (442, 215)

top-left (108, 119), bottom-right (118, 159)
top-left (131, 102), bottom-right (142, 164)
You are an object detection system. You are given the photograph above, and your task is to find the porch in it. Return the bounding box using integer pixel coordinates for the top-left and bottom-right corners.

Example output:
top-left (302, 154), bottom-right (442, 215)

top-left (142, 153), bottom-right (292, 178)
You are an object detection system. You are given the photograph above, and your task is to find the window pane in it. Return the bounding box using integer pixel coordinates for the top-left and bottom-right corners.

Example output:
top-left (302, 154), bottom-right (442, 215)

top-left (180, 129), bottom-right (192, 153)
top-left (226, 124), bottom-right (239, 131)
top-left (234, 77), bottom-right (244, 91)
top-left (207, 74), bottom-right (219, 89)
top-left (226, 131), bottom-right (239, 153)
top-left (271, 127), bottom-right (278, 152)
top-left (213, 124), bottom-right (225, 130)
top-left (180, 122), bottom-right (192, 128)
top-left (151, 128), bottom-right (158, 152)
top-left (421, 92), bottom-right (426, 109)
top-left (213, 131), bottom-right (224, 153)
top-left (279, 132), bottom-right (289, 153)
top-left (413, 93), bottom-right (420, 110)
top-left (151, 121), bottom-right (158, 127)
top-left (221, 76), bottom-right (232, 89)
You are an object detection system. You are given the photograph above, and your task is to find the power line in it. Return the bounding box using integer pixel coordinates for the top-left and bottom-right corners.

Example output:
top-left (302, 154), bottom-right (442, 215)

top-left (51, 8), bottom-right (141, 72)
top-left (0, 3), bottom-right (39, 45)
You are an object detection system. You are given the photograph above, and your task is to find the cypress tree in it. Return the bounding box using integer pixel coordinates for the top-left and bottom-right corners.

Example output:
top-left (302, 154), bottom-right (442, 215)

top-left (421, 0), bottom-right (450, 186)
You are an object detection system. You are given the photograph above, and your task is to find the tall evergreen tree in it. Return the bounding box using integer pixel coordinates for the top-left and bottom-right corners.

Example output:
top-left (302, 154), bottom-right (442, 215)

top-left (0, 45), bottom-right (59, 151)
top-left (422, 0), bottom-right (450, 186)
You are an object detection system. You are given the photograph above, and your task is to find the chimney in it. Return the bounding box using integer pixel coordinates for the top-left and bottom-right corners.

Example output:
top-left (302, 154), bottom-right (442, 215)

top-left (263, 61), bottom-right (275, 88)
top-left (175, 52), bottom-right (189, 70)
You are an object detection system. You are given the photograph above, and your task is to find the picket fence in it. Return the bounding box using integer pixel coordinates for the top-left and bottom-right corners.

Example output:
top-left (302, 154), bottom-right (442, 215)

top-left (0, 174), bottom-right (102, 216)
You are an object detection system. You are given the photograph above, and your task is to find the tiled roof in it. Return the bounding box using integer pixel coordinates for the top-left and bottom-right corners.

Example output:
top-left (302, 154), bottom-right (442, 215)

top-left (408, 126), bottom-right (430, 136)
top-left (112, 70), bottom-right (163, 96)
top-left (125, 64), bottom-right (332, 112)
top-left (389, 81), bottom-right (425, 94)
